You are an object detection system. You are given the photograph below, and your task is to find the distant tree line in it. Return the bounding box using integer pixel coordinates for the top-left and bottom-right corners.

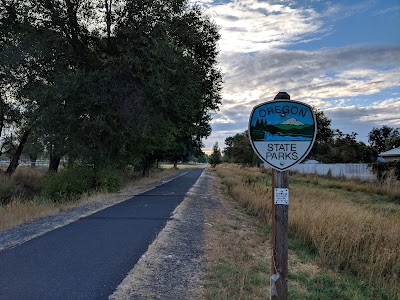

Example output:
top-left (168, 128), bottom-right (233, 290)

top-left (223, 109), bottom-right (400, 166)
top-left (0, 0), bottom-right (221, 176)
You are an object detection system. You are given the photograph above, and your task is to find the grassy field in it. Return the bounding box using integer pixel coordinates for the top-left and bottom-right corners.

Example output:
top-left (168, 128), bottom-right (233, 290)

top-left (205, 164), bottom-right (399, 299)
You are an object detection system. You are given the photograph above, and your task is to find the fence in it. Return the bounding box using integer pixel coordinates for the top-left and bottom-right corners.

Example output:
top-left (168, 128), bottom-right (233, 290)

top-left (263, 163), bottom-right (376, 181)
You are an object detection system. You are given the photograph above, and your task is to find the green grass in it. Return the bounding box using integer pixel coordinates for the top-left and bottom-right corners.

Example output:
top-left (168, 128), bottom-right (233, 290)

top-left (287, 234), bottom-right (392, 300)
top-left (206, 262), bottom-right (269, 300)
top-left (289, 272), bottom-right (392, 300)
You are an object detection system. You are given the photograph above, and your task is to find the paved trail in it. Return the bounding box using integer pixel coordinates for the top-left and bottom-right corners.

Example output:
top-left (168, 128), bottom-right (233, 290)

top-left (0, 168), bottom-right (205, 300)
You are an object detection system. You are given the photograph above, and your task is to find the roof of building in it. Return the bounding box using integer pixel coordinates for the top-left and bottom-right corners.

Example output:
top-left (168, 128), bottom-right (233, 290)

top-left (379, 147), bottom-right (400, 157)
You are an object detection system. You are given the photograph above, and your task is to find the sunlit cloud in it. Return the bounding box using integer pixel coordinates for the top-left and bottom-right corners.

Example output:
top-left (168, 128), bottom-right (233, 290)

top-left (205, 0), bottom-right (326, 52)
top-left (219, 46), bottom-right (400, 105)
top-left (194, 0), bottom-right (400, 148)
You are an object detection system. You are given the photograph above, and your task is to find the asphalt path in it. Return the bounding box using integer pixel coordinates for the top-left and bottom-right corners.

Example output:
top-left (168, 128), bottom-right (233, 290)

top-left (0, 167), bottom-right (205, 300)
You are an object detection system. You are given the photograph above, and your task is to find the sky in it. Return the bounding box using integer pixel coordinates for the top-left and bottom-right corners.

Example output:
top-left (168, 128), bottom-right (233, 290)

top-left (192, 0), bottom-right (400, 151)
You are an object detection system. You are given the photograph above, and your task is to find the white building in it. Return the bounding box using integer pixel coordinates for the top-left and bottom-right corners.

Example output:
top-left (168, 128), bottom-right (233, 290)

top-left (379, 147), bottom-right (400, 162)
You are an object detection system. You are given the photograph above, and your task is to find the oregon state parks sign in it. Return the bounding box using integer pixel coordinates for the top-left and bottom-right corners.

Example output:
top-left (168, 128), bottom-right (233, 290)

top-left (249, 99), bottom-right (317, 171)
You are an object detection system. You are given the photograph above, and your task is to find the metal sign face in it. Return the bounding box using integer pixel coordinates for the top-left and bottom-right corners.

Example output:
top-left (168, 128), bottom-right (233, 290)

top-left (249, 99), bottom-right (317, 171)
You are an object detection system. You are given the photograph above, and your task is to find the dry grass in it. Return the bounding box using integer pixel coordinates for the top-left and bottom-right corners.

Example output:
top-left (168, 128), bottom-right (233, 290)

top-left (290, 187), bottom-right (400, 291)
top-left (215, 164), bottom-right (400, 298)
top-left (290, 170), bottom-right (400, 200)
top-left (0, 200), bottom-right (60, 232)
top-left (204, 173), bottom-right (271, 299)
top-left (0, 168), bottom-right (178, 232)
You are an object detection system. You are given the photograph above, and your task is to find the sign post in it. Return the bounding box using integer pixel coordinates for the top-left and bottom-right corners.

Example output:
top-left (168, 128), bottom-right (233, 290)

top-left (248, 92), bottom-right (316, 300)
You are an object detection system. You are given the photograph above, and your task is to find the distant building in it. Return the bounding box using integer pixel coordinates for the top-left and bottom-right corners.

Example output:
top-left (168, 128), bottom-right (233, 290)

top-left (379, 147), bottom-right (400, 162)
top-left (303, 159), bottom-right (320, 164)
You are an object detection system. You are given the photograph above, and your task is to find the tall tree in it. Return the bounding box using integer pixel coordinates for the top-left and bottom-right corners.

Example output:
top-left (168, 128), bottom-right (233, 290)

top-left (307, 108), bottom-right (335, 160)
top-left (208, 142), bottom-right (222, 167)
top-left (369, 126), bottom-right (400, 154)
top-left (0, 0), bottom-right (222, 174)
top-left (224, 131), bottom-right (260, 166)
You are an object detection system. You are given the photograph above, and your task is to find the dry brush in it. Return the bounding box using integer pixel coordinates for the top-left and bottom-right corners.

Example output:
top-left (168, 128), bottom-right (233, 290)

top-left (215, 164), bottom-right (400, 297)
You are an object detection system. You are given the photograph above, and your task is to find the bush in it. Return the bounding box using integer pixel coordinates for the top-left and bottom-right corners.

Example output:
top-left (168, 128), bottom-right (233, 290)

top-left (0, 175), bottom-right (15, 205)
top-left (95, 168), bottom-right (123, 192)
top-left (12, 169), bottom-right (44, 198)
top-left (40, 166), bottom-right (124, 202)
top-left (41, 166), bottom-right (95, 202)
top-left (370, 161), bottom-right (400, 183)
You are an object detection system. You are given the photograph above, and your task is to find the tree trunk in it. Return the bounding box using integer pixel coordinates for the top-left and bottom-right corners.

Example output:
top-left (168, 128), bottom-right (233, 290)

top-left (142, 163), bottom-right (150, 177)
top-left (5, 127), bottom-right (32, 175)
top-left (48, 155), bottom-right (61, 173)
top-left (30, 154), bottom-right (37, 168)
top-left (142, 156), bottom-right (156, 177)
top-left (0, 96), bottom-right (5, 139)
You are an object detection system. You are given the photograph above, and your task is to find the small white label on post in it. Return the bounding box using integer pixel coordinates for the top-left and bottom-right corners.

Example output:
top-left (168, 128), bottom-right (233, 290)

top-left (274, 188), bottom-right (289, 205)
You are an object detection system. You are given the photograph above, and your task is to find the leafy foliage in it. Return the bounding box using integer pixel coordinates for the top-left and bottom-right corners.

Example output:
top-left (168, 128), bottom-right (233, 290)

top-left (0, 175), bottom-right (15, 205)
top-left (0, 0), bottom-right (222, 175)
top-left (224, 131), bottom-right (261, 166)
top-left (369, 126), bottom-right (400, 154)
top-left (370, 161), bottom-right (400, 183)
top-left (41, 165), bottom-right (123, 201)
top-left (208, 142), bottom-right (222, 167)
top-left (41, 166), bottom-right (96, 202)
top-left (307, 110), bottom-right (376, 163)
top-left (313, 131), bottom-right (376, 163)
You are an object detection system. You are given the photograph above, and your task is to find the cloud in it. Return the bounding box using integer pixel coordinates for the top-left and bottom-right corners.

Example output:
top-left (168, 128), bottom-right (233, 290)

top-left (323, 98), bottom-right (400, 141)
top-left (322, 0), bottom-right (374, 20)
top-left (195, 0), bottom-right (400, 148)
top-left (219, 46), bottom-right (400, 105)
top-left (203, 0), bottom-right (326, 52)
top-left (326, 99), bottom-right (400, 125)
top-left (207, 44), bottom-right (400, 147)
top-left (373, 5), bottom-right (400, 16)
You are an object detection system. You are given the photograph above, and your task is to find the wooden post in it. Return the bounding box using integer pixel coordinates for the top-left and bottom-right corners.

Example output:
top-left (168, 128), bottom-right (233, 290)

top-left (271, 92), bottom-right (290, 300)
top-left (271, 170), bottom-right (289, 299)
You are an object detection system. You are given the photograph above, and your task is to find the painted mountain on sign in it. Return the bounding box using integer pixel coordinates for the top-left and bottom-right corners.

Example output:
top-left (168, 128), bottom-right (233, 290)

top-left (280, 118), bottom-right (304, 126)
top-left (250, 117), bottom-right (314, 141)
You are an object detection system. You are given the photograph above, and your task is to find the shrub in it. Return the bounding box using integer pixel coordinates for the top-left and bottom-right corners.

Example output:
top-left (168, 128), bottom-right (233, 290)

top-left (40, 165), bottom-right (124, 202)
top-left (0, 175), bottom-right (15, 205)
top-left (12, 168), bottom-right (44, 198)
top-left (370, 161), bottom-right (400, 183)
top-left (95, 168), bottom-right (123, 192)
top-left (41, 166), bottom-right (95, 202)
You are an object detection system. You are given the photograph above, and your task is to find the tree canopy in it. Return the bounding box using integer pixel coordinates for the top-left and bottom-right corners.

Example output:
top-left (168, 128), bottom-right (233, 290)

top-left (225, 109), bottom-right (378, 165)
top-left (208, 142), bottom-right (222, 167)
top-left (369, 126), bottom-right (400, 154)
top-left (0, 0), bottom-right (222, 174)
top-left (223, 130), bottom-right (261, 166)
